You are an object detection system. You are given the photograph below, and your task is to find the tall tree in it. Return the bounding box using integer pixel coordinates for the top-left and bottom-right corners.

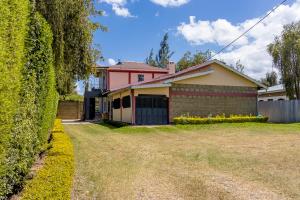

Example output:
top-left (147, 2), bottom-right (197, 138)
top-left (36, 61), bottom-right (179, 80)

top-left (177, 50), bottom-right (211, 71)
top-left (145, 48), bottom-right (157, 66)
top-left (260, 71), bottom-right (278, 87)
top-left (268, 21), bottom-right (300, 99)
top-left (156, 33), bottom-right (174, 68)
top-left (35, 0), bottom-right (106, 95)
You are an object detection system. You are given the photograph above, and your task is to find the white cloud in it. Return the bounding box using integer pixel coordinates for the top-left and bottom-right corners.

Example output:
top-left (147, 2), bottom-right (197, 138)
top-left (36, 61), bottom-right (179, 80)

top-left (108, 58), bottom-right (117, 65)
top-left (177, 0), bottom-right (300, 79)
top-left (150, 0), bottom-right (189, 7)
top-left (99, 0), bottom-right (135, 17)
top-left (112, 4), bottom-right (135, 17)
top-left (100, 0), bottom-right (127, 5)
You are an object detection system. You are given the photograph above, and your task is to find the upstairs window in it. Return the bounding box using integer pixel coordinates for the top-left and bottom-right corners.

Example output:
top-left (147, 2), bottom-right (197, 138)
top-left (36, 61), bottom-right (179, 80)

top-left (122, 96), bottom-right (131, 108)
top-left (113, 98), bottom-right (121, 109)
top-left (138, 74), bottom-right (144, 82)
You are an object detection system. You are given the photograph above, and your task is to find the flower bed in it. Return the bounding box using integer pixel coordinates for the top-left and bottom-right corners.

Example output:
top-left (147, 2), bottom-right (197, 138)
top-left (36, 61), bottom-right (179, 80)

top-left (173, 115), bottom-right (268, 125)
top-left (21, 119), bottom-right (74, 200)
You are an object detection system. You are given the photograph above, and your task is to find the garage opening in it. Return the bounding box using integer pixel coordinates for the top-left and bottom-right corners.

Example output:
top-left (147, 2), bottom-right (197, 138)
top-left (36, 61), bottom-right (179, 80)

top-left (135, 95), bottom-right (168, 125)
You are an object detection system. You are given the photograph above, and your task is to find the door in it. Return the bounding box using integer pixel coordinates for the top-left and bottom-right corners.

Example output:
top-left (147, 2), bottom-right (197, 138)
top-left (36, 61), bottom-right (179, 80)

top-left (89, 98), bottom-right (95, 120)
top-left (135, 95), bottom-right (168, 125)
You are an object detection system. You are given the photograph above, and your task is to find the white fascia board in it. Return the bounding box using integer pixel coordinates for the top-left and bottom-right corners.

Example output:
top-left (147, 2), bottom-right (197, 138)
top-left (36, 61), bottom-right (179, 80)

top-left (132, 83), bottom-right (171, 89)
top-left (164, 70), bottom-right (214, 84)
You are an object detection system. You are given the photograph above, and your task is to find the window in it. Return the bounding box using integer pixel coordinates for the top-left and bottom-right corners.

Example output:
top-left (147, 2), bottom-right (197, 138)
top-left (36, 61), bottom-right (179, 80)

top-left (267, 99), bottom-right (273, 101)
top-left (138, 74), bottom-right (144, 82)
top-left (278, 98), bottom-right (284, 101)
top-left (113, 98), bottom-right (121, 109)
top-left (122, 96), bottom-right (131, 108)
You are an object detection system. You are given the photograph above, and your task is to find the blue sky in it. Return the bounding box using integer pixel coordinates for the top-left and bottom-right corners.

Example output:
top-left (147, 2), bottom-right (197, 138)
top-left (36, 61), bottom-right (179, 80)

top-left (77, 0), bottom-right (300, 94)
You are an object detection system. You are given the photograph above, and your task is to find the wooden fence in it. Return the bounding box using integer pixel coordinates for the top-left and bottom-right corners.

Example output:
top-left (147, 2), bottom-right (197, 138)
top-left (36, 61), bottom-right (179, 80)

top-left (57, 101), bottom-right (83, 120)
top-left (258, 100), bottom-right (300, 123)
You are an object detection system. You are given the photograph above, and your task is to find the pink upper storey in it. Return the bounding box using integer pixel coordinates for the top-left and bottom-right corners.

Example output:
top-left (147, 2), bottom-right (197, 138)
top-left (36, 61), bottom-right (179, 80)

top-left (106, 62), bottom-right (174, 91)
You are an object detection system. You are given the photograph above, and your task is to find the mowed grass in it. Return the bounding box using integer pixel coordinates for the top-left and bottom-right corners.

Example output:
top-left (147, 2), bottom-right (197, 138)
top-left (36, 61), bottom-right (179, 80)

top-left (64, 123), bottom-right (300, 200)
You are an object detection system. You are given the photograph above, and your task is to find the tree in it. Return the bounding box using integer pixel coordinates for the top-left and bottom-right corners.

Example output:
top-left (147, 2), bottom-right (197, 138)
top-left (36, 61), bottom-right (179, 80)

top-left (260, 71), bottom-right (278, 87)
top-left (234, 60), bottom-right (245, 73)
top-left (156, 33), bottom-right (174, 68)
top-left (176, 50), bottom-right (211, 71)
top-left (268, 21), bottom-right (300, 99)
top-left (35, 0), bottom-right (107, 95)
top-left (145, 48), bottom-right (157, 67)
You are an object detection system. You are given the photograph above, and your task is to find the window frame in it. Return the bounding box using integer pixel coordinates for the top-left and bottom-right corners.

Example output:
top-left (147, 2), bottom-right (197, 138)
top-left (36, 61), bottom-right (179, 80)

top-left (122, 95), bottom-right (131, 108)
top-left (113, 98), bottom-right (121, 109)
top-left (138, 74), bottom-right (145, 82)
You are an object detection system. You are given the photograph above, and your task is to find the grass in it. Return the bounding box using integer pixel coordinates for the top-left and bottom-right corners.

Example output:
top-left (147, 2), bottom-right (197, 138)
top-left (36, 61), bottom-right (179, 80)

top-left (64, 122), bottom-right (300, 200)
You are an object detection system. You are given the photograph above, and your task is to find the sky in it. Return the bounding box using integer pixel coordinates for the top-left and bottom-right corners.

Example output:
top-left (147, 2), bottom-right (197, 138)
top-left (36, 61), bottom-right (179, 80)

top-left (77, 0), bottom-right (300, 94)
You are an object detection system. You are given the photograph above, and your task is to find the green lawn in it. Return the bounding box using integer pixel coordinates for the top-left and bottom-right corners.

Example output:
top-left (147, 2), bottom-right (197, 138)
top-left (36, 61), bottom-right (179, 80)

top-left (64, 123), bottom-right (300, 200)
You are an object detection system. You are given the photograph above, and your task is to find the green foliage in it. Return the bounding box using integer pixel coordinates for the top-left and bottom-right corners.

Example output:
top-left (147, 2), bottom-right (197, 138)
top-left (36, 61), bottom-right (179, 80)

top-left (0, 0), bottom-right (29, 197)
top-left (24, 12), bottom-right (58, 148)
top-left (260, 71), bottom-right (278, 87)
top-left (156, 33), bottom-right (174, 68)
top-left (176, 50), bottom-right (211, 71)
top-left (60, 94), bottom-right (84, 102)
top-left (35, 0), bottom-right (106, 95)
top-left (145, 48), bottom-right (157, 67)
top-left (0, 7), bottom-right (59, 198)
top-left (21, 120), bottom-right (74, 200)
top-left (268, 21), bottom-right (300, 99)
top-left (173, 115), bottom-right (268, 125)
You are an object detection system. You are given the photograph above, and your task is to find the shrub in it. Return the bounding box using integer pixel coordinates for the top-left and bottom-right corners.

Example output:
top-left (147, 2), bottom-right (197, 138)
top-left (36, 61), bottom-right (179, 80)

top-left (173, 115), bottom-right (268, 125)
top-left (21, 119), bottom-right (74, 200)
top-left (103, 120), bottom-right (129, 128)
top-left (0, 8), bottom-right (59, 198)
top-left (0, 0), bottom-right (30, 197)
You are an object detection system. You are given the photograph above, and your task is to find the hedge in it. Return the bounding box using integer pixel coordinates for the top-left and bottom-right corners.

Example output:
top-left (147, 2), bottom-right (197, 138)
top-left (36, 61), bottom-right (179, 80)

top-left (0, 5), bottom-right (59, 198)
top-left (173, 115), bottom-right (268, 125)
top-left (0, 0), bottom-right (30, 197)
top-left (21, 119), bottom-right (74, 200)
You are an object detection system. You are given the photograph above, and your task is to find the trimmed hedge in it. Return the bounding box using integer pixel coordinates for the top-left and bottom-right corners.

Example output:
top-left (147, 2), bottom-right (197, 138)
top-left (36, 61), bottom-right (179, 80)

top-left (0, 5), bottom-right (59, 198)
top-left (173, 115), bottom-right (268, 125)
top-left (21, 119), bottom-right (74, 200)
top-left (0, 0), bottom-right (30, 197)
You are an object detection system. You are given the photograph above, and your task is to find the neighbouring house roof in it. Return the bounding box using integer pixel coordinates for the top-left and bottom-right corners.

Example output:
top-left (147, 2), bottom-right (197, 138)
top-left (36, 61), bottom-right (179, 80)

top-left (108, 59), bottom-right (266, 95)
top-left (108, 61), bottom-right (169, 73)
top-left (258, 84), bottom-right (285, 94)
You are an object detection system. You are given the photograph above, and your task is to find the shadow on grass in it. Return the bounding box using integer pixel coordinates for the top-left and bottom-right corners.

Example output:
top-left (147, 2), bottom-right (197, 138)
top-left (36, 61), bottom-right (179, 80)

top-left (91, 122), bottom-right (120, 129)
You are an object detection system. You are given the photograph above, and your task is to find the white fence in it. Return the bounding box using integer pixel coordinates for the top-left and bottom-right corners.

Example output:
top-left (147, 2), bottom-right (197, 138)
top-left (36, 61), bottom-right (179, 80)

top-left (258, 100), bottom-right (300, 123)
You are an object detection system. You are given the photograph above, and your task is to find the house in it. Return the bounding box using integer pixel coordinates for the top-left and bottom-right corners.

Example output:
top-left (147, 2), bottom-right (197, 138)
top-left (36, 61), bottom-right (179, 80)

top-left (84, 61), bottom-right (175, 120)
top-left (258, 84), bottom-right (289, 101)
top-left (88, 59), bottom-right (265, 125)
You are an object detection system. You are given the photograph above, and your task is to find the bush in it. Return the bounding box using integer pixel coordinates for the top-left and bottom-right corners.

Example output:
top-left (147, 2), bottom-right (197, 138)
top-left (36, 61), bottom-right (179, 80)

top-left (21, 119), bottom-right (74, 200)
top-left (0, 0), bottom-right (30, 197)
top-left (103, 120), bottom-right (129, 128)
top-left (173, 115), bottom-right (268, 125)
top-left (0, 8), bottom-right (59, 198)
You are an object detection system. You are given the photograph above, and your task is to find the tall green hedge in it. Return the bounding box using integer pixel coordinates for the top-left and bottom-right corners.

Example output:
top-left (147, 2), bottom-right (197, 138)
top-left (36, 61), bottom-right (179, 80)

top-left (0, 3), bottom-right (59, 199)
top-left (0, 0), bottom-right (29, 197)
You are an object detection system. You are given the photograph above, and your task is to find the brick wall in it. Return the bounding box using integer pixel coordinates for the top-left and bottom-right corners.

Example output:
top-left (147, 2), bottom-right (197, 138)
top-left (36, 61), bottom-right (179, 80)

top-left (57, 101), bottom-right (83, 120)
top-left (170, 84), bottom-right (258, 119)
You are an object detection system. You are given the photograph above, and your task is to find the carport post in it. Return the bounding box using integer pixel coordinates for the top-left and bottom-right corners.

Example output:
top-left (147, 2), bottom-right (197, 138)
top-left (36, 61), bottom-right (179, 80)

top-left (131, 89), bottom-right (136, 124)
